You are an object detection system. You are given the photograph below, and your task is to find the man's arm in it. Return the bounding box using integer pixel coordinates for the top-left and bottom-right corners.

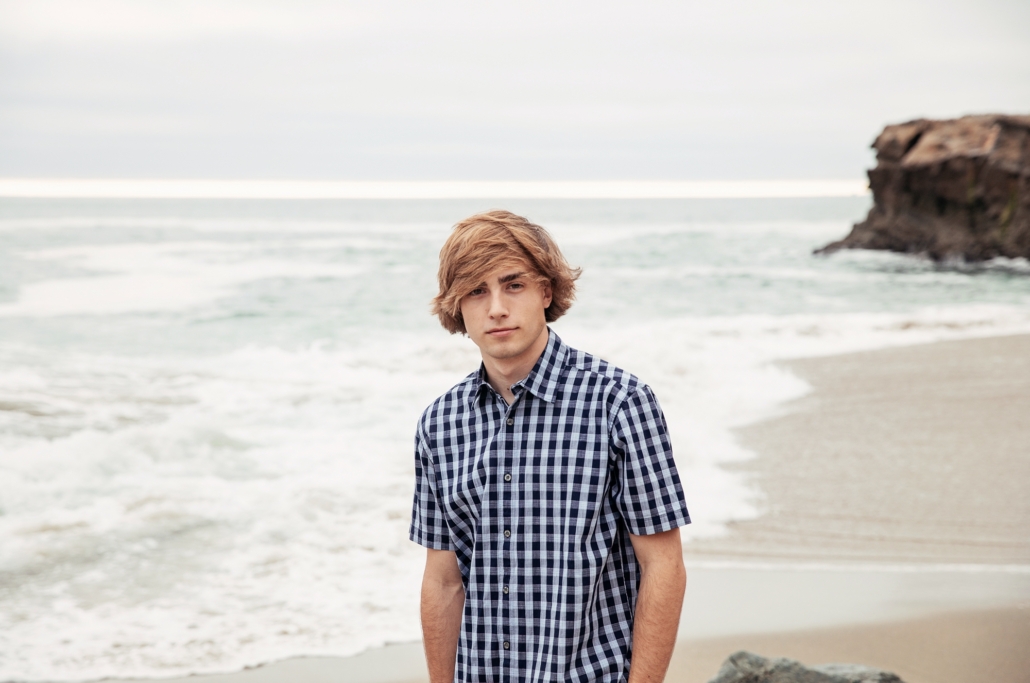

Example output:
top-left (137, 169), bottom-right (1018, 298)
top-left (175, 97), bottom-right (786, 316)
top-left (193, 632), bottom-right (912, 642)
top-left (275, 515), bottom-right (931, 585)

top-left (627, 527), bottom-right (687, 683)
top-left (421, 549), bottom-right (465, 683)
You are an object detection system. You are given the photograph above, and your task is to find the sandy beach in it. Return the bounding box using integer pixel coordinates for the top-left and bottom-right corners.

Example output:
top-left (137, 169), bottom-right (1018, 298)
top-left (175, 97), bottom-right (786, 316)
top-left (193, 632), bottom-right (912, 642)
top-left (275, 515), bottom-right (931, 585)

top-left (668, 606), bottom-right (1030, 683)
top-left (688, 332), bottom-right (1030, 566)
top-left (103, 334), bottom-right (1030, 683)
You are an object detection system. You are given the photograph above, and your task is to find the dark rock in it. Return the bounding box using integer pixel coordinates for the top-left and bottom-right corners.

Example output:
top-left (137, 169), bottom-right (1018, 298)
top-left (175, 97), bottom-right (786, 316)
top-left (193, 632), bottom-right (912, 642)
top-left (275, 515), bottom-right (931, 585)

top-left (816, 114), bottom-right (1030, 262)
top-left (707, 650), bottom-right (905, 683)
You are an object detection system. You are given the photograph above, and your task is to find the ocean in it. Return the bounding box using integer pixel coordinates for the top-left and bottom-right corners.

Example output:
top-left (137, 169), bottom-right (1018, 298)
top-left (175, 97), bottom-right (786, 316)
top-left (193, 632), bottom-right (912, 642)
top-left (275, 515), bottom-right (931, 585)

top-left (2, 196), bottom-right (1029, 680)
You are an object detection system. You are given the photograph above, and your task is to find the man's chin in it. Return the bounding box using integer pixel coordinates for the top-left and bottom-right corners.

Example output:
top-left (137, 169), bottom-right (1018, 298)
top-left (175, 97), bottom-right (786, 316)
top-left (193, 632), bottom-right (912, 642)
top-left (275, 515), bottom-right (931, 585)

top-left (482, 341), bottom-right (523, 359)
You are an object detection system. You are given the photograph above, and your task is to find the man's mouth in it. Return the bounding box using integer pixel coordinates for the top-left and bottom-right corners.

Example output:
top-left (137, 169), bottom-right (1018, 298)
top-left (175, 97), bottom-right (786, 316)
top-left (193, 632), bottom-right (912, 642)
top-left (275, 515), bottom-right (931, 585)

top-left (487, 327), bottom-right (517, 337)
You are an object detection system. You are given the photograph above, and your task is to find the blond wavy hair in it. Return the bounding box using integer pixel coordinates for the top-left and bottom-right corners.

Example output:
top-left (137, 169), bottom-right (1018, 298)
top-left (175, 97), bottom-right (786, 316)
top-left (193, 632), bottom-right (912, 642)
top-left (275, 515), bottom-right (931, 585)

top-left (431, 210), bottom-right (581, 335)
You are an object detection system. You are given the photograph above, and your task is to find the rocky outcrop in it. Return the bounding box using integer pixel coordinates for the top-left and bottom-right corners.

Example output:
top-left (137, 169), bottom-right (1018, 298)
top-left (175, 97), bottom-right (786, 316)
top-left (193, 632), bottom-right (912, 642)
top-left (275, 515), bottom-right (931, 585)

top-left (708, 651), bottom-right (905, 683)
top-left (817, 114), bottom-right (1030, 261)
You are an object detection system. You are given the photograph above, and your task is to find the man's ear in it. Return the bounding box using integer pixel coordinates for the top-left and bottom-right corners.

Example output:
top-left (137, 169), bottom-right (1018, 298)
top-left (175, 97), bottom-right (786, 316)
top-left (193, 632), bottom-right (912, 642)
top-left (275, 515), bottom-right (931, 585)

top-left (541, 281), bottom-right (553, 310)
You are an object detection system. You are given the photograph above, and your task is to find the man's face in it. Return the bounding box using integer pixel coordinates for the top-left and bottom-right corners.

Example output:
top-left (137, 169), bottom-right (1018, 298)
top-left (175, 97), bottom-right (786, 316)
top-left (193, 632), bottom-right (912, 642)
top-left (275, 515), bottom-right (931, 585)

top-left (460, 262), bottom-right (552, 365)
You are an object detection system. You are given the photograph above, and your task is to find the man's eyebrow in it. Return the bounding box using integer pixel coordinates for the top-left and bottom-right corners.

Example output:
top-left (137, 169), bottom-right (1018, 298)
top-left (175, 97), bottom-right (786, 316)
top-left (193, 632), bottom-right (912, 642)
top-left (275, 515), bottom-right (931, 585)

top-left (498, 272), bottom-right (527, 284)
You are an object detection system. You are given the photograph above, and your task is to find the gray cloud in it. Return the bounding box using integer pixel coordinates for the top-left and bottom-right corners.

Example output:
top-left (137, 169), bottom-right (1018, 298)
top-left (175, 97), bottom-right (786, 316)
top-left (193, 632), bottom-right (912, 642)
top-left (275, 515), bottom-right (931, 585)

top-left (1, 0), bottom-right (1028, 179)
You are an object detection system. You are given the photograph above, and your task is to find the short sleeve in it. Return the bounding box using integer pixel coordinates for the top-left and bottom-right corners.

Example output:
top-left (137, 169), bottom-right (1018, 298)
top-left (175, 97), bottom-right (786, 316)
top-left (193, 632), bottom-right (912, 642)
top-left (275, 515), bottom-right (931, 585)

top-left (611, 384), bottom-right (691, 536)
top-left (409, 422), bottom-right (454, 550)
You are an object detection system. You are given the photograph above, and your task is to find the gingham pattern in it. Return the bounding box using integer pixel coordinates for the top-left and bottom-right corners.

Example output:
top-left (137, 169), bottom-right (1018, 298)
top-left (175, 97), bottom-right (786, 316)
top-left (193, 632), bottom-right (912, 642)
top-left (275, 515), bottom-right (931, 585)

top-left (410, 329), bottom-right (690, 683)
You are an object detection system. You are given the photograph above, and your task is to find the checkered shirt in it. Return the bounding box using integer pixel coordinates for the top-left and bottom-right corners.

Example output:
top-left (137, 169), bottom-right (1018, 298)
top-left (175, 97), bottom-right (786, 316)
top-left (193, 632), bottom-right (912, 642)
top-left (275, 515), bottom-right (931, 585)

top-left (410, 329), bottom-right (691, 683)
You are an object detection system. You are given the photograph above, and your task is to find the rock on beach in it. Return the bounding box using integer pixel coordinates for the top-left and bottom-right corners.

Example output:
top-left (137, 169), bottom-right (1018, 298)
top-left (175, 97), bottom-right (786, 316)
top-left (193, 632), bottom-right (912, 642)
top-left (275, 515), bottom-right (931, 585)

top-left (818, 114), bottom-right (1030, 261)
top-left (707, 651), bottom-right (905, 683)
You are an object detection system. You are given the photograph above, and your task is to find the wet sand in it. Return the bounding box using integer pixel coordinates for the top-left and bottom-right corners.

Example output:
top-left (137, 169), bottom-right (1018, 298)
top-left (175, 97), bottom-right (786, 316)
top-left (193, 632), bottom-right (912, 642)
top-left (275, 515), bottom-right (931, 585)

top-left (687, 333), bottom-right (1030, 564)
top-left (107, 334), bottom-right (1030, 683)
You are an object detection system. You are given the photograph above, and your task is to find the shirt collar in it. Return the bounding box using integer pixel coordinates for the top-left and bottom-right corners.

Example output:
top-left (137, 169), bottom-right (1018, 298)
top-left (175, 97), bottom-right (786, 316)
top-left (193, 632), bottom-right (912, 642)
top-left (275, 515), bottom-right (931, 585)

top-left (469, 328), bottom-right (568, 406)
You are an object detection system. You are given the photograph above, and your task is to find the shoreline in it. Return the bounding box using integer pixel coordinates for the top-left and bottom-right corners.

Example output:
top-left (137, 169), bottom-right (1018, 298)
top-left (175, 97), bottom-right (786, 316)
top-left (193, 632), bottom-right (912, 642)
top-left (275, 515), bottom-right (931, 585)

top-left (85, 559), bottom-right (1030, 683)
top-left (95, 601), bottom-right (1030, 683)
top-left (36, 333), bottom-right (1030, 683)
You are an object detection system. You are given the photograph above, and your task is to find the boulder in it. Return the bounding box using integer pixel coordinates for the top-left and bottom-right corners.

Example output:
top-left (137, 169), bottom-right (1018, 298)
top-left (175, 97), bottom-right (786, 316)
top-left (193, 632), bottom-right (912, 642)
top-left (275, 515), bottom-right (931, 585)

top-left (707, 650), bottom-right (905, 683)
top-left (817, 114), bottom-right (1030, 261)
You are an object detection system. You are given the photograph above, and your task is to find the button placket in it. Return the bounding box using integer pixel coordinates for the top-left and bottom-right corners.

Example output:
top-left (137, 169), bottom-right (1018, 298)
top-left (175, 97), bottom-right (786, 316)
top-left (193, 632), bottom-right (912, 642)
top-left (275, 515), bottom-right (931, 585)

top-left (500, 399), bottom-right (517, 663)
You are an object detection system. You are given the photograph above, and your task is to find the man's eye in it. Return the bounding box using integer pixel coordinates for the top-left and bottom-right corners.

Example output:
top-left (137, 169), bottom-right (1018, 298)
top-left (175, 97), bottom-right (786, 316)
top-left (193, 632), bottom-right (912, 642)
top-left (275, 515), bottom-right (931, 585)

top-left (508, 282), bottom-right (524, 290)
top-left (468, 288), bottom-right (485, 296)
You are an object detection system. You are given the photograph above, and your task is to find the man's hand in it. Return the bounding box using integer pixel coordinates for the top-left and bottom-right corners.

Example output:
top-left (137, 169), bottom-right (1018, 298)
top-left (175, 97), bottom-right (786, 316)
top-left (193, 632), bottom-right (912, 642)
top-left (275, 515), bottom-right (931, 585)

top-left (627, 527), bottom-right (687, 683)
top-left (421, 549), bottom-right (465, 683)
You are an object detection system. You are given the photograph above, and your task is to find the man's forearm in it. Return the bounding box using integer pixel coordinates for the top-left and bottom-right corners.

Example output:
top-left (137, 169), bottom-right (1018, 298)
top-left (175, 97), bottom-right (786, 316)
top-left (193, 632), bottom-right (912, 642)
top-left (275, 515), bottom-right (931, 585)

top-left (628, 561), bottom-right (687, 683)
top-left (421, 576), bottom-right (465, 683)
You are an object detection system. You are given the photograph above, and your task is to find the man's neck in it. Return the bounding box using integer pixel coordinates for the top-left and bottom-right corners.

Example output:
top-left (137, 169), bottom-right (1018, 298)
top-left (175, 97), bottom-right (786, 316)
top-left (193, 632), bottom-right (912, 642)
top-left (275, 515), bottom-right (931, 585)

top-left (482, 328), bottom-right (549, 405)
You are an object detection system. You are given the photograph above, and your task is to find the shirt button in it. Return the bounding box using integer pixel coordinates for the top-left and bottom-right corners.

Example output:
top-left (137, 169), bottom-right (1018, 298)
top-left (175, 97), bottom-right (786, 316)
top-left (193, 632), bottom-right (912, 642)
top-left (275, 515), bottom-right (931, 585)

top-left (506, 418), bottom-right (514, 426)
top-left (503, 473), bottom-right (512, 482)
top-left (503, 641), bottom-right (510, 650)
top-left (503, 529), bottom-right (511, 538)
top-left (502, 585), bottom-right (509, 594)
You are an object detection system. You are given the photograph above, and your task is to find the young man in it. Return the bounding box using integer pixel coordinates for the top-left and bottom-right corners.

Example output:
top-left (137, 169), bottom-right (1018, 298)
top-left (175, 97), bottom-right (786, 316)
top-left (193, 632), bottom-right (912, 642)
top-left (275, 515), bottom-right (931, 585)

top-left (410, 210), bottom-right (690, 683)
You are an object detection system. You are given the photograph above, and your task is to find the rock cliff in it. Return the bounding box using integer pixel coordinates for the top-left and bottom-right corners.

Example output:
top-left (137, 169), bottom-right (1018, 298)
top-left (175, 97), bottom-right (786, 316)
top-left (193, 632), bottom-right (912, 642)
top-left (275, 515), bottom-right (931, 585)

top-left (817, 114), bottom-right (1030, 261)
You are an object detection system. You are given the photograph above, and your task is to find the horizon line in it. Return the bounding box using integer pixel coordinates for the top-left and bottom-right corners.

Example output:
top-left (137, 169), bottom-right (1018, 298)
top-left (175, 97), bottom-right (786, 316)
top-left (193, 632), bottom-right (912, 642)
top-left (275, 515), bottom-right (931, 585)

top-left (0, 178), bottom-right (870, 199)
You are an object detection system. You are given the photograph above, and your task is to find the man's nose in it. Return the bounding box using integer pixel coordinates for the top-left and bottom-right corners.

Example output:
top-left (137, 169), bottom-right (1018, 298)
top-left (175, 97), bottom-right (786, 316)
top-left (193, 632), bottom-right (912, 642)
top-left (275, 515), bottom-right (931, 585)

top-left (488, 289), bottom-right (508, 318)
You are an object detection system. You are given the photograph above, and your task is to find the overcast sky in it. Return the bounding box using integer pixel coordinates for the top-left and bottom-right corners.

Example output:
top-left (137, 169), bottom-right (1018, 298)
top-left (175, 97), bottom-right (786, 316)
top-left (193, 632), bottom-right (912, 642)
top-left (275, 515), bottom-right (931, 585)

top-left (1, 0), bottom-right (1028, 180)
